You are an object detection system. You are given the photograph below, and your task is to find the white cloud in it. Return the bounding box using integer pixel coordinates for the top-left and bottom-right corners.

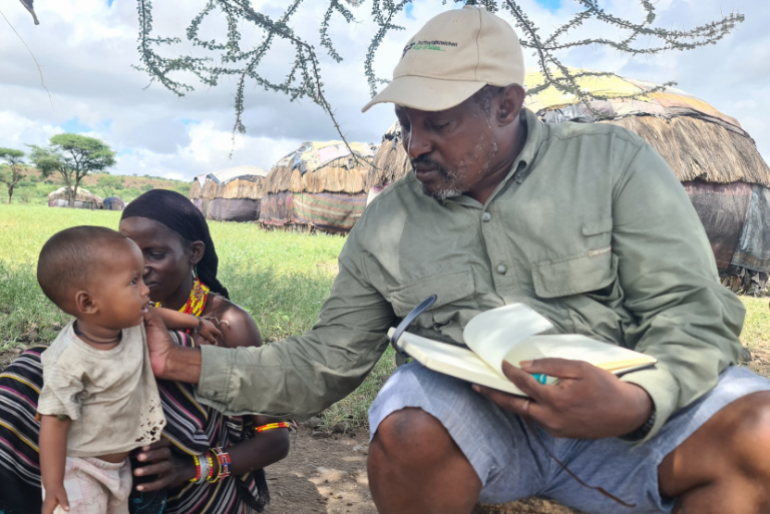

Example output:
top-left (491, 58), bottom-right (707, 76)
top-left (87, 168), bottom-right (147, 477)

top-left (1, 0), bottom-right (768, 180)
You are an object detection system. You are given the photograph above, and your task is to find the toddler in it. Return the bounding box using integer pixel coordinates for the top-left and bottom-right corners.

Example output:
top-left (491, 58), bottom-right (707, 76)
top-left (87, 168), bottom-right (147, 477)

top-left (36, 226), bottom-right (221, 514)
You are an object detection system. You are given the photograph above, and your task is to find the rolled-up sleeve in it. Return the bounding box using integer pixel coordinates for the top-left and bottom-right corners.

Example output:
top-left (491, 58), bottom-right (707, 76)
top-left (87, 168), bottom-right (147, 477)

top-left (196, 228), bottom-right (396, 418)
top-left (612, 143), bottom-right (745, 440)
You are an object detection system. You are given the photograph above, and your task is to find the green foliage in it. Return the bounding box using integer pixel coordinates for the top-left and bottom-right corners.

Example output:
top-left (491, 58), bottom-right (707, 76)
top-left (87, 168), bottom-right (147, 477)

top-left (0, 204), bottom-right (398, 424)
top-left (141, 184), bottom-right (154, 192)
top-left (0, 203), bottom-right (397, 425)
top-left (97, 174), bottom-right (125, 190)
top-left (0, 147), bottom-right (27, 204)
top-left (2, 204), bottom-right (768, 427)
top-left (28, 134), bottom-right (117, 207)
top-left (135, 0), bottom-right (743, 144)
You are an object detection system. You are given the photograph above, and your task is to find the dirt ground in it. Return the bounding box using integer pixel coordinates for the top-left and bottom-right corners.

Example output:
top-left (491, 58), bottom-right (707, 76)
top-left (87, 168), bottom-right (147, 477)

top-left (264, 426), bottom-right (578, 514)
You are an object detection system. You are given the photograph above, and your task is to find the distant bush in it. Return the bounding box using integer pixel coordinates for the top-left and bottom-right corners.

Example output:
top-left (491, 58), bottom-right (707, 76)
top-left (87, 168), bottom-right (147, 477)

top-left (98, 175), bottom-right (124, 190)
top-left (141, 184), bottom-right (154, 192)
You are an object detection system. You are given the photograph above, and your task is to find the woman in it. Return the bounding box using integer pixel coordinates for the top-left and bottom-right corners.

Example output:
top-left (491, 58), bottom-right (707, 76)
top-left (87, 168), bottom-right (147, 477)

top-left (0, 190), bottom-right (289, 514)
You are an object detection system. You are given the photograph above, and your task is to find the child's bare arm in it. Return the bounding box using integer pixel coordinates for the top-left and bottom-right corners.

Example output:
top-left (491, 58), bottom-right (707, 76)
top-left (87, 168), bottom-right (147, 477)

top-left (153, 307), bottom-right (223, 345)
top-left (155, 307), bottom-right (199, 331)
top-left (40, 415), bottom-right (71, 514)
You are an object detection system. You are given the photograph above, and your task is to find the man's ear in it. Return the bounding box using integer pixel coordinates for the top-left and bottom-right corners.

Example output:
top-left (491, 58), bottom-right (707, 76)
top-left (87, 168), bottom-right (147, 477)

top-left (495, 84), bottom-right (526, 127)
top-left (189, 241), bottom-right (206, 267)
top-left (74, 290), bottom-right (98, 316)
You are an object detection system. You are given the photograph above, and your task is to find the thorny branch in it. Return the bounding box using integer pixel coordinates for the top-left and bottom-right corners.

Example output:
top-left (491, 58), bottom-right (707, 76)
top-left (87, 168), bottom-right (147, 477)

top-left (135, 0), bottom-right (744, 146)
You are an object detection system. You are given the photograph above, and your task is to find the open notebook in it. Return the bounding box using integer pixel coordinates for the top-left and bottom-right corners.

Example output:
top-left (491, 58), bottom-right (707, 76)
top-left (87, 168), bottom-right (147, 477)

top-left (388, 303), bottom-right (656, 397)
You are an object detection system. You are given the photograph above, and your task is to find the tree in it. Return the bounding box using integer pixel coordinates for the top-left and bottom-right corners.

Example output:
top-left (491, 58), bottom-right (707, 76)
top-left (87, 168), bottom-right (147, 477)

top-left (135, 0), bottom-right (743, 148)
top-left (29, 134), bottom-right (117, 208)
top-left (0, 148), bottom-right (27, 205)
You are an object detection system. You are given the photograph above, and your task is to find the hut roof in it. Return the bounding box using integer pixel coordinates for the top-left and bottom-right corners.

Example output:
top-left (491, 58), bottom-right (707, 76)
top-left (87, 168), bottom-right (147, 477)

top-left (364, 122), bottom-right (410, 191)
top-left (189, 179), bottom-right (203, 200)
top-left (209, 165), bottom-right (268, 185)
top-left (366, 69), bottom-right (770, 189)
top-left (47, 186), bottom-right (100, 203)
top-left (265, 141), bottom-right (376, 194)
top-left (215, 175), bottom-right (265, 200)
top-left (200, 165), bottom-right (269, 200)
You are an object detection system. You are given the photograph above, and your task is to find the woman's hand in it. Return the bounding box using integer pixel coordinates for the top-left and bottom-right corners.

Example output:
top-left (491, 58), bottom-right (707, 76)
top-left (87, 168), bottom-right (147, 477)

top-left (133, 439), bottom-right (196, 492)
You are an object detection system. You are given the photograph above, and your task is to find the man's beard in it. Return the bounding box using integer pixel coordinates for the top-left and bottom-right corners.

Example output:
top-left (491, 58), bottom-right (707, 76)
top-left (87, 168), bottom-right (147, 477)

top-left (411, 156), bottom-right (465, 200)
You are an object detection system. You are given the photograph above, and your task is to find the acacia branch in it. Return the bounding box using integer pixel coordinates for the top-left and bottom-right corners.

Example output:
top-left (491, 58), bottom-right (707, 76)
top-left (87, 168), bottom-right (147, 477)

top-left (134, 0), bottom-right (743, 150)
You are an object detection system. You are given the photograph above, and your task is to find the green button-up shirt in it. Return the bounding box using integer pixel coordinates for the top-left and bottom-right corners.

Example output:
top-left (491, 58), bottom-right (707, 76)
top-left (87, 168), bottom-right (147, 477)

top-left (197, 109), bottom-right (744, 440)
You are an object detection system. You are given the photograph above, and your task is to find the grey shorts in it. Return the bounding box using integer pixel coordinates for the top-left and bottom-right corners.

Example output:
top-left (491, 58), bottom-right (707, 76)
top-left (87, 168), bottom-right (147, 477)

top-left (369, 363), bottom-right (770, 514)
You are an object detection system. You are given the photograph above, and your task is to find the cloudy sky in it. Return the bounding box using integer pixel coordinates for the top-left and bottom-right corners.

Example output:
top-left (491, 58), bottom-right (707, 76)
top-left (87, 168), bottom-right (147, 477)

top-left (1, 0), bottom-right (767, 182)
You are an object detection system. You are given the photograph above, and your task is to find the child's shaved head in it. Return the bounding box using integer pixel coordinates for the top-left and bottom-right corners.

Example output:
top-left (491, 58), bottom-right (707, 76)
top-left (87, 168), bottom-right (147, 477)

top-left (37, 226), bottom-right (129, 308)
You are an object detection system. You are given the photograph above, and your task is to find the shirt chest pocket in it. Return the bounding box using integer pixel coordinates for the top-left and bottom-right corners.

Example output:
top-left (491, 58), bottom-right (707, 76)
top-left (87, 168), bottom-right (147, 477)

top-left (387, 269), bottom-right (476, 329)
top-left (530, 219), bottom-right (616, 298)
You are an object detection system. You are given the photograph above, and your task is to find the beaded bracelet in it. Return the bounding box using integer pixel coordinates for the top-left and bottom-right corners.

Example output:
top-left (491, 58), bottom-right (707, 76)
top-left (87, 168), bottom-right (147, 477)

top-left (206, 450), bottom-right (222, 483)
top-left (205, 452), bottom-right (215, 481)
top-left (254, 422), bottom-right (291, 433)
top-left (190, 455), bottom-right (201, 483)
top-left (212, 447), bottom-right (232, 481)
top-left (190, 453), bottom-right (213, 483)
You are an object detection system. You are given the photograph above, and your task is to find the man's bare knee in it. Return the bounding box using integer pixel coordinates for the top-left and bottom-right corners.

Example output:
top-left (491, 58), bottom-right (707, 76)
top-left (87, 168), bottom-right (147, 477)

top-left (370, 407), bottom-right (456, 466)
top-left (727, 392), bottom-right (770, 469)
top-left (368, 407), bottom-right (481, 514)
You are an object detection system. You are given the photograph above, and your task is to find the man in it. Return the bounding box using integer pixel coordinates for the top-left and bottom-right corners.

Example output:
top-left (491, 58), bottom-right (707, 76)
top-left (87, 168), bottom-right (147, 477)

top-left (145, 6), bottom-right (770, 513)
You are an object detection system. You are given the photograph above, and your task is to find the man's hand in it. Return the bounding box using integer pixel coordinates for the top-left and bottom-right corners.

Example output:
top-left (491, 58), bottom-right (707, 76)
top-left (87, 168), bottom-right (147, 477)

top-left (42, 485), bottom-right (69, 514)
top-left (143, 308), bottom-right (178, 378)
top-left (143, 308), bottom-right (203, 384)
top-left (473, 358), bottom-right (653, 439)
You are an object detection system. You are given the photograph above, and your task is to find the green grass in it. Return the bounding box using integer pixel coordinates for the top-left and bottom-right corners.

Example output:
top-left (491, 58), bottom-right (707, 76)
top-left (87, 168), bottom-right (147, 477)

top-left (0, 203), bottom-right (396, 427)
top-left (3, 203), bottom-right (769, 429)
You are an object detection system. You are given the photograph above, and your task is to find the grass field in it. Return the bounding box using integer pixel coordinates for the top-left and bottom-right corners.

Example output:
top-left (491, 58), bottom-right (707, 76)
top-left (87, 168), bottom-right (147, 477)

top-left (0, 204), bottom-right (395, 428)
top-left (2, 204), bottom-right (769, 428)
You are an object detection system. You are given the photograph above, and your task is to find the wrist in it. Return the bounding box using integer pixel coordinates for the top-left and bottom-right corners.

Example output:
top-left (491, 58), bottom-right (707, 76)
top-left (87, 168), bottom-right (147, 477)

top-left (620, 384), bottom-right (655, 441)
top-left (42, 479), bottom-right (65, 490)
top-left (181, 456), bottom-right (198, 482)
top-left (165, 345), bottom-right (202, 384)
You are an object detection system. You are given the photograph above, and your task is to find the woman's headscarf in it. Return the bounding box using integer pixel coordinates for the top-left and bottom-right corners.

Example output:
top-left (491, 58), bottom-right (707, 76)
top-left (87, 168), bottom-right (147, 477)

top-left (121, 189), bottom-right (230, 299)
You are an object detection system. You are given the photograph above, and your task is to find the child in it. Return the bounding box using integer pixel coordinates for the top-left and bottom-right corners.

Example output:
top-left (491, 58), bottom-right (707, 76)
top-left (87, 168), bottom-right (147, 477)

top-left (35, 226), bottom-right (222, 514)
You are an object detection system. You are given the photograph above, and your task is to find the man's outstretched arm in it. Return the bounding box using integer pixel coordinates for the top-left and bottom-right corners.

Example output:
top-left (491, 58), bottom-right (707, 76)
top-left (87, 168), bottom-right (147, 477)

top-left (144, 231), bottom-right (397, 418)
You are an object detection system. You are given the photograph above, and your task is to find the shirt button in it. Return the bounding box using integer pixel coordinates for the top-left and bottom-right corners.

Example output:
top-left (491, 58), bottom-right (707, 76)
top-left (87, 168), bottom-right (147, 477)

top-left (482, 212), bottom-right (492, 222)
top-left (497, 264), bottom-right (507, 275)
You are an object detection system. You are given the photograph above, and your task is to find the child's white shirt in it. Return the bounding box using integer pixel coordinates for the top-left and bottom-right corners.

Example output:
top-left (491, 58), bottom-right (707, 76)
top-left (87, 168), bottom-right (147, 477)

top-left (38, 321), bottom-right (166, 457)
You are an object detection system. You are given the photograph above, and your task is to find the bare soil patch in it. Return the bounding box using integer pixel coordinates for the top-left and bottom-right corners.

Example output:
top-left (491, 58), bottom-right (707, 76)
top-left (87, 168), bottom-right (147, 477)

top-left (264, 427), bottom-right (578, 514)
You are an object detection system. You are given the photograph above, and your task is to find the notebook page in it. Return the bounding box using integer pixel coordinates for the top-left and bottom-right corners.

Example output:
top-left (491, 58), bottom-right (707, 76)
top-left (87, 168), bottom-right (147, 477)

top-left (463, 304), bottom-right (554, 374)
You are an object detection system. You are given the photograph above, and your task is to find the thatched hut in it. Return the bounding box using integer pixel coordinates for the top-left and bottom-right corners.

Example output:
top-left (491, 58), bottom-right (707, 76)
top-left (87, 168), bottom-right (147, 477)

top-left (189, 173), bottom-right (207, 212)
top-left (47, 187), bottom-right (102, 209)
top-left (207, 165), bottom-right (268, 222)
top-left (102, 196), bottom-right (125, 211)
top-left (365, 70), bottom-right (770, 293)
top-left (261, 141), bottom-right (376, 234)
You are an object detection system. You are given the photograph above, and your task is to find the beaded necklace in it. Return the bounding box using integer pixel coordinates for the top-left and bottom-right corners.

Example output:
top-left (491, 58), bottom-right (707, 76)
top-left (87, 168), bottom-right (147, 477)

top-left (155, 276), bottom-right (210, 316)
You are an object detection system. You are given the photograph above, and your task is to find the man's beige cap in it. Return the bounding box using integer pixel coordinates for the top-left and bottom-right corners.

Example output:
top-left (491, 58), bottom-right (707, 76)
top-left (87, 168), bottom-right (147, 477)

top-left (361, 5), bottom-right (525, 113)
